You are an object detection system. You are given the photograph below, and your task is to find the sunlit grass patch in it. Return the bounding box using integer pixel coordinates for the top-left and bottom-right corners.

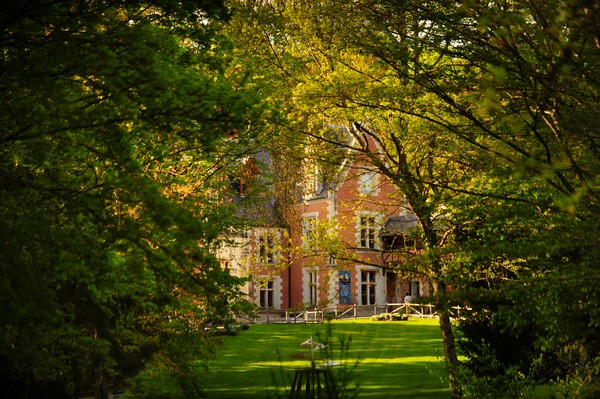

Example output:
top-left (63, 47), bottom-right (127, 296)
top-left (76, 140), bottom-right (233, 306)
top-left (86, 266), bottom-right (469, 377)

top-left (203, 318), bottom-right (449, 399)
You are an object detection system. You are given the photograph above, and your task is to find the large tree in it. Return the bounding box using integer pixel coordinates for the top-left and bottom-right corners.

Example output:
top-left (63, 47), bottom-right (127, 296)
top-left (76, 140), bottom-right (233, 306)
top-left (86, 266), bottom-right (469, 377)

top-left (0, 1), bottom-right (262, 397)
top-left (225, 0), bottom-right (600, 397)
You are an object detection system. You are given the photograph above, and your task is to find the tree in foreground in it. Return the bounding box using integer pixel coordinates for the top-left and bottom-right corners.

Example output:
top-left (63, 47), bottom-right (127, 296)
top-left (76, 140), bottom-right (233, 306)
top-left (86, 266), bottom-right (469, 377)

top-left (0, 1), bottom-right (263, 397)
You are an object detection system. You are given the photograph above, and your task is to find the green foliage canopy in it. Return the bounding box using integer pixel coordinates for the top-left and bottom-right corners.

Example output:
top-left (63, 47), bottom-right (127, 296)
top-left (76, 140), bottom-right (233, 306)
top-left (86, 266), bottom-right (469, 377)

top-left (0, 1), bottom-right (263, 397)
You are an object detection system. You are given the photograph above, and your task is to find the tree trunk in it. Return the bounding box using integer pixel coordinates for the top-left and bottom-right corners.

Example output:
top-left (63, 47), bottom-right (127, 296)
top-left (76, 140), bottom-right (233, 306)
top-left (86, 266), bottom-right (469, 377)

top-left (435, 281), bottom-right (462, 399)
top-left (439, 311), bottom-right (461, 399)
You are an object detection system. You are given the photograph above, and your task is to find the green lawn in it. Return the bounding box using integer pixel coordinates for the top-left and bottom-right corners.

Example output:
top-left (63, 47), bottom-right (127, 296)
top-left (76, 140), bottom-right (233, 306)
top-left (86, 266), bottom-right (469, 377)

top-left (203, 318), bottom-right (450, 399)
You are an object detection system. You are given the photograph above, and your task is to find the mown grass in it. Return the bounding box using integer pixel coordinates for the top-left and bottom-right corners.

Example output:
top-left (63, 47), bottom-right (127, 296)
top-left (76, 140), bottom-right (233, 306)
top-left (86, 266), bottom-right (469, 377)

top-left (203, 318), bottom-right (450, 399)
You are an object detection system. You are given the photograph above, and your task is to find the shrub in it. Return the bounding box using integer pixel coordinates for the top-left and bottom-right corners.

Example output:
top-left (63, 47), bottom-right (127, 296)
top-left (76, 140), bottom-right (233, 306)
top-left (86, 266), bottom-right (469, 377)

top-left (371, 313), bottom-right (407, 321)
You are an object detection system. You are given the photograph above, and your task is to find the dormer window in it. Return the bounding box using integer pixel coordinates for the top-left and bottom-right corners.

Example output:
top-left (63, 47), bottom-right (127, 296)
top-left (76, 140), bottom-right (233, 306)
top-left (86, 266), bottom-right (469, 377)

top-left (302, 163), bottom-right (323, 198)
top-left (230, 157), bottom-right (259, 197)
top-left (358, 169), bottom-right (378, 195)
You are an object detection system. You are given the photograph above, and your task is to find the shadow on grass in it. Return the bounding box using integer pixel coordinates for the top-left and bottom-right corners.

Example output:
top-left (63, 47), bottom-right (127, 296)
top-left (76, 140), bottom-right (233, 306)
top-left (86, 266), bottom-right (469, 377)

top-left (204, 361), bottom-right (448, 399)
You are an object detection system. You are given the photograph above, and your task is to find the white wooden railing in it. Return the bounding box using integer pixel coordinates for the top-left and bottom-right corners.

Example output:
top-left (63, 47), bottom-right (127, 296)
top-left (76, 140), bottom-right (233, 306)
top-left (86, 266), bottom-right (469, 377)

top-left (244, 303), bottom-right (470, 324)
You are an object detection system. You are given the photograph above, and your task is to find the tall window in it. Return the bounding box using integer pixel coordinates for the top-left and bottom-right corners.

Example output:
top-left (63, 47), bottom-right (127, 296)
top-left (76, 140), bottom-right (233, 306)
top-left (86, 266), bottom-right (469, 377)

top-left (302, 215), bottom-right (318, 249)
top-left (361, 270), bottom-right (377, 305)
top-left (258, 235), bottom-right (275, 264)
top-left (303, 163), bottom-right (323, 198)
top-left (259, 280), bottom-right (274, 308)
top-left (359, 215), bottom-right (378, 249)
top-left (308, 272), bottom-right (318, 307)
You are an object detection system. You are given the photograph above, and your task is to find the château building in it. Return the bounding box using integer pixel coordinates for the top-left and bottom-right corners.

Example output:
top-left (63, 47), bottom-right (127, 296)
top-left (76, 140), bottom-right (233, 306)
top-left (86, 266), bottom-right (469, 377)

top-left (216, 130), bottom-right (431, 313)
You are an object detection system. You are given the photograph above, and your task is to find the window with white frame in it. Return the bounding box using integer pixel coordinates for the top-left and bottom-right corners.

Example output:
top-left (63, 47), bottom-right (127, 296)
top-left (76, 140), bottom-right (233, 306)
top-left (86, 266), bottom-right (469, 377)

top-left (308, 271), bottom-right (318, 307)
top-left (360, 270), bottom-right (377, 305)
top-left (328, 255), bottom-right (337, 266)
top-left (358, 169), bottom-right (378, 195)
top-left (302, 214), bottom-right (318, 249)
top-left (259, 280), bottom-right (275, 308)
top-left (303, 269), bottom-right (319, 307)
top-left (258, 234), bottom-right (276, 264)
top-left (358, 213), bottom-right (379, 249)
